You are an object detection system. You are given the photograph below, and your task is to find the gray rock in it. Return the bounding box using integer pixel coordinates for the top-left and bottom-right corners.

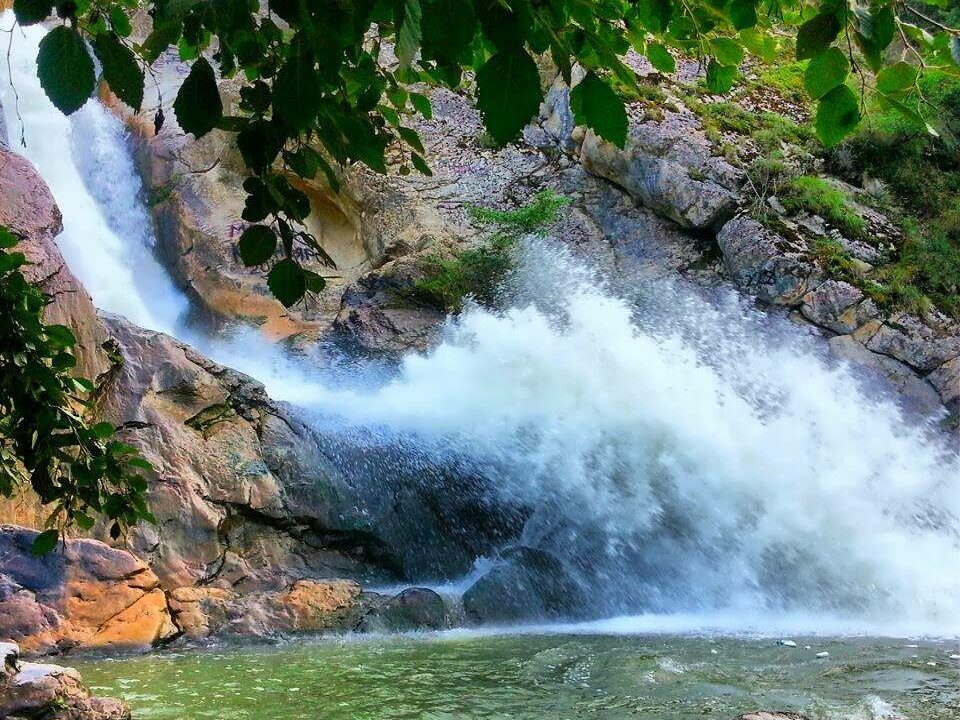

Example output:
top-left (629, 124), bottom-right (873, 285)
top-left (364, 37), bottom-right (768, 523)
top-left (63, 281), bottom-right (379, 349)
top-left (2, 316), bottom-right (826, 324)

top-left (926, 357), bottom-right (960, 411)
top-left (828, 336), bottom-right (944, 417)
top-left (799, 281), bottom-right (872, 334)
top-left (462, 547), bottom-right (586, 623)
top-left (716, 216), bottom-right (820, 305)
top-left (357, 587), bottom-right (449, 632)
top-left (865, 313), bottom-right (960, 373)
top-left (0, 642), bottom-right (130, 719)
top-left (581, 129), bottom-right (739, 229)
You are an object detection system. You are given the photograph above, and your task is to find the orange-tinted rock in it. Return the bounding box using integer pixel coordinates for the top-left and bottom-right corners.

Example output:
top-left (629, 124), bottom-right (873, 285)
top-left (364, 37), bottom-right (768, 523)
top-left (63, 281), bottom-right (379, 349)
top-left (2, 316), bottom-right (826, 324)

top-left (272, 579), bottom-right (363, 631)
top-left (0, 526), bottom-right (176, 655)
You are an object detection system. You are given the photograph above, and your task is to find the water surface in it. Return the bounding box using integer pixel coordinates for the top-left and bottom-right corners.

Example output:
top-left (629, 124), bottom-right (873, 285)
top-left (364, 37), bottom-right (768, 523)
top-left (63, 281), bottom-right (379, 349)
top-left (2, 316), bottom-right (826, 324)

top-left (74, 633), bottom-right (960, 720)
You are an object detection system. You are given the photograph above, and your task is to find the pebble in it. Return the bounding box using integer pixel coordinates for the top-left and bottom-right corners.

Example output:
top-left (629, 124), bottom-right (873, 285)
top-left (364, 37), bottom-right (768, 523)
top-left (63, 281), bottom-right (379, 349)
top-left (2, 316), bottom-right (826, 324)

top-left (949, 654), bottom-right (960, 660)
top-left (779, 640), bottom-right (797, 647)
top-left (710, 648), bottom-right (718, 655)
top-left (816, 652), bottom-right (829, 658)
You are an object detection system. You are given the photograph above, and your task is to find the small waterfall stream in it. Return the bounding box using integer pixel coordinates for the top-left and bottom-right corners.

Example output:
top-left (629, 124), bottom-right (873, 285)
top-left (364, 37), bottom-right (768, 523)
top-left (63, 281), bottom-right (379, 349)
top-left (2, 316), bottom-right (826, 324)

top-left (3, 17), bottom-right (959, 639)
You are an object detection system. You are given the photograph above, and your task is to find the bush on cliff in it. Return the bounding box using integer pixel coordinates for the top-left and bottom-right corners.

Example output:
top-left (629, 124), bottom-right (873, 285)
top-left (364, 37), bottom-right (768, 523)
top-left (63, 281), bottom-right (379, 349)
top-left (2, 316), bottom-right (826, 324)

top-left (0, 226), bottom-right (153, 553)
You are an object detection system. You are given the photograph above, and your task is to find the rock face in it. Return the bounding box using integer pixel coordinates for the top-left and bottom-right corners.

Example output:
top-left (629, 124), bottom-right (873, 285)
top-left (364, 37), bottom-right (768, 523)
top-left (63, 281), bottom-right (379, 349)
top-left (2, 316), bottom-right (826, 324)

top-left (0, 147), bottom-right (110, 381)
top-left (0, 641), bottom-right (130, 720)
top-left (0, 526), bottom-right (176, 655)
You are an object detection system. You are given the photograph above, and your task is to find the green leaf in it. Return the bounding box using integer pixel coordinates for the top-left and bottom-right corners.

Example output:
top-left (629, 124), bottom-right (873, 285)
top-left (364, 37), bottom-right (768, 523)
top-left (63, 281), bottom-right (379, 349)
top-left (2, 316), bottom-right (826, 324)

top-left (37, 26), bottom-right (95, 115)
top-left (396, 0), bottom-right (422, 70)
top-left (45, 324), bottom-right (76, 348)
top-left (285, 147), bottom-right (321, 179)
top-left (815, 84), bottom-right (860, 147)
top-left (267, 259), bottom-right (306, 307)
top-left (93, 33), bottom-right (144, 112)
top-left (729, 0), bottom-right (757, 31)
top-left (705, 60), bottom-right (737, 94)
top-left (91, 422), bottom-right (115, 439)
top-left (31, 529), bottom-right (59, 555)
top-left (173, 58), bottom-right (222, 138)
top-left (13, 0), bottom-right (54, 25)
top-left (410, 92), bottom-right (433, 119)
top-left (74, 512), bottom-right (95, 531)
top-left (634, 0), bottom-right (672, 33)
top-left (570, 72), bottom-right (628, 148)
top-left (796, 12), bottom-right (842, 61)
top-left (398, 126), bottom-right (425, 153)
top-left (711, 38), bottom-right (744, 67)
top-left (411, 152), bottom-right (433, 176)
top-left (476, 47), bottom-right (542, 144)
top-left (272, 52), bottom-right (323, 130)
top-left (476, 0), bottom-right (532, 49)
top-left (646, 43), bottom-right (676, 73)
top-left (238, 225), bottom-right (277, 266)
top-left (0, 227), bottom-right (19, 249)
top-left (804, 47), bottom-right (848, 100)
top-left (302, 269), bottom-right (327, 293)
top-left (875, 61), bottom-right (919, 95)
top-left (422, 0), bottom-right (476, 62)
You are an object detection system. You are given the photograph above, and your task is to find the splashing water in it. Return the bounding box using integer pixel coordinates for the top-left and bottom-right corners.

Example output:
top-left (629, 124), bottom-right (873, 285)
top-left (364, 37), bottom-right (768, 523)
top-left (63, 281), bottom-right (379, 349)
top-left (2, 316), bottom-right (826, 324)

top-left (3, 16), bottom-right (959, 637)
top-left (301, 244), bottom-right (960, 634)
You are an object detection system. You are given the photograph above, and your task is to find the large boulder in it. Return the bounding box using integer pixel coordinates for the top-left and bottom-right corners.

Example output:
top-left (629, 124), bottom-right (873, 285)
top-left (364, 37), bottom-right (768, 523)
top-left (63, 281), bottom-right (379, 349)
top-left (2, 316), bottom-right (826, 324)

top-left (356, 587), bottom-right (450, 632)
top-left (462, 547), bottom-right (587, 623)
top-left (0, 641), bottom-right (130, 719)
top-left (716, 216), bottom-right (820, 306)
top-left (0, 526), bottom-right (176, 655)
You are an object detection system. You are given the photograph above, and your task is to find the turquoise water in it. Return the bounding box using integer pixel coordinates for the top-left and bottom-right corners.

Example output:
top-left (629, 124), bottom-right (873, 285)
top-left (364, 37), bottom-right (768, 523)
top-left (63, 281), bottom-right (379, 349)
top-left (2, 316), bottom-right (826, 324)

top-left (73, 633), bottom-right (960, 719)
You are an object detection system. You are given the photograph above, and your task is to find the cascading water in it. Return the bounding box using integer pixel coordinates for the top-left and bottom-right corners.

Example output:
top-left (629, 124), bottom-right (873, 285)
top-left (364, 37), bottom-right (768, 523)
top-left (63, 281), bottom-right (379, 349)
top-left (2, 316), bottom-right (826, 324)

top-left (3, 16), bottom-right (958, 638)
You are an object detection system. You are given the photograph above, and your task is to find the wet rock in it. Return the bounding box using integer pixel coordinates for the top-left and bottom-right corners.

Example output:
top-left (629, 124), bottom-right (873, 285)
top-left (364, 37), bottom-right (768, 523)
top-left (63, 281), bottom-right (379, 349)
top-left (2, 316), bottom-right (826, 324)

top-left (0, 641), bottom-right (130, 719)
top-left (330, 248), bottom-right (448, 354)
top-left (799, 281), bottom-right (872, 334)
top-left (0, 526), bottom-right (176, 655)
top-left (462, 547), bottom-right (586, 623)
top-left (865, 313), bottom-right (960, 374)
top-left (926, 357), bottom-right (960, 411)
top-left (828, 336), bottom-right (943, 417)
top-left (716, 216), bottom-right (820, 305)
top-left (357, 587), bottom-right (449, 632)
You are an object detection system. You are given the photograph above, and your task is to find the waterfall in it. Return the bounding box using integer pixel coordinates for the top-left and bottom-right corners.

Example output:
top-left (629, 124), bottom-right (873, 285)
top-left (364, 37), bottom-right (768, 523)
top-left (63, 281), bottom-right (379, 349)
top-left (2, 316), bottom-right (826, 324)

top-left (0, 18), bottom-right (188, 334)
top-left (3, 16), bottom-right (959, 637)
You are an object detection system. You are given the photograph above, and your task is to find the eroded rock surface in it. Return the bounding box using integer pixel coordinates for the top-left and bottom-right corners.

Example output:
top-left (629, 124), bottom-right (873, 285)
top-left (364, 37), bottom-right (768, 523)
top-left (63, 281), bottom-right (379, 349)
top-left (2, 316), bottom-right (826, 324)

top-left (0, 527), bottom-right (176, 655)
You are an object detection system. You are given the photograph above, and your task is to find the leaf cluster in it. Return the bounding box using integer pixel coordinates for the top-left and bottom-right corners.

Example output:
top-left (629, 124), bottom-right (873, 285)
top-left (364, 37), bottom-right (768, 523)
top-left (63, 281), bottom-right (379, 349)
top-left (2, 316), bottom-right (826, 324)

top-left (12, 0), bottom-right (960, 306)
top-left (0, 227), bottom-right (154, 554)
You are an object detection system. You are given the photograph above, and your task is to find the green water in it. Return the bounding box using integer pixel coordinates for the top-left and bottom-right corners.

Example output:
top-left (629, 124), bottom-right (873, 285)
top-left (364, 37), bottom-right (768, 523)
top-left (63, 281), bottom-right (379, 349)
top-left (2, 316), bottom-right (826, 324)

top-left (73, 633), bottom-right (960, 720)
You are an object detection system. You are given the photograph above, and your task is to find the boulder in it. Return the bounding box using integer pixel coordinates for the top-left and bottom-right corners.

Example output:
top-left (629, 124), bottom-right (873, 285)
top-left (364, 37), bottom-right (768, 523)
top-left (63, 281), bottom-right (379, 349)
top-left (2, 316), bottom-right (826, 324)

top-left (357, 587), bottom-right (449, 632)
top-left (0, 642), bottom-right (130, 719)
top-left (462, 547), bottom-right (586, 623)
top-left (716, 216), bottom-right (820, 305)
top-left (926, 357), bottom-right (960, 411)
top-left (864, 313), bottom-right (960, 374)
top-left (800, 281), bottom-right (875, 334)
top-left (580, 127), bottom-right (740, 230)
top-left (0, 526), bottom-right (177, 655)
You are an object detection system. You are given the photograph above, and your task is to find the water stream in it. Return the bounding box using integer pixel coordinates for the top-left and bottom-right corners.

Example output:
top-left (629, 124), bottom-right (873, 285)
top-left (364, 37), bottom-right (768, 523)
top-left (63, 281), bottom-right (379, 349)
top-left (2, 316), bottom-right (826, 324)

top-left (3, 16), bottom-right (960, 718)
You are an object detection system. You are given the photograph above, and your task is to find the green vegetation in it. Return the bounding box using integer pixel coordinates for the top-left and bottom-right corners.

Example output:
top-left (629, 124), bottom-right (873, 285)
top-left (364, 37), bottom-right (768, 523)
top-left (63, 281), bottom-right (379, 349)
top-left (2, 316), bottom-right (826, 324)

top-left (780, 176), bottom-right (867, 240)
top-left (406, 191), bottom-right (568, 311)
top-left (13, 0), bottom-right (958, 309)
top-left (0, 227), bottom-right (153, 554)
top-left (831, 69), bottom-right (960, 317)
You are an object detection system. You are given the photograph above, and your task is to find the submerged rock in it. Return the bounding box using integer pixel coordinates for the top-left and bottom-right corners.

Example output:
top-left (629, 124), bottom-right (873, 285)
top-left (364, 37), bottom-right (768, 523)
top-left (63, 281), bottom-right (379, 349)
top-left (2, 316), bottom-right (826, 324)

top-left (0, 642), bottom-right (131, 719)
